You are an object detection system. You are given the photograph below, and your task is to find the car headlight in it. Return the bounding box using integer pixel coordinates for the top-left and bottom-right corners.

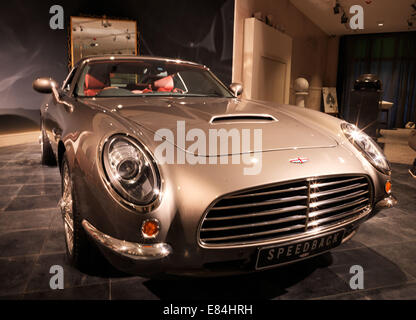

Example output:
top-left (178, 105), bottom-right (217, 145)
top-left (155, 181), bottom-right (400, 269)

top-left (341, 123), bottom-right (391, 175)
top-left (102, 135), bottom-right (161, 206)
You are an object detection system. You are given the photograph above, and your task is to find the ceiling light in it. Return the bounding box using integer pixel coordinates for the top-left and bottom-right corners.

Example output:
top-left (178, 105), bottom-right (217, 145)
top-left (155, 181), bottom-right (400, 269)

top-left (102, 17), bottom-right (112, 28)
top-left (377, 22), bottom-right (384, 27)
top-left (333, 2), bottom-right (341, 14)
top-left (341, 12), bottom-right (348, 24)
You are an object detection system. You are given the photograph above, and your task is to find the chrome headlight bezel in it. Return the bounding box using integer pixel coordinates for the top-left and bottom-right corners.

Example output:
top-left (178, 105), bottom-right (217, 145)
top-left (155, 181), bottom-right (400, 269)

top-left (99, 134), bottom-right (162, 212)
top-left (341, 123), bottom-right (391, 175)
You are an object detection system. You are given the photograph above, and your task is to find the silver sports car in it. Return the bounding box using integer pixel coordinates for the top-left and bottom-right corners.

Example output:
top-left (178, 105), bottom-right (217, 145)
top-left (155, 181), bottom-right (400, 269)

top-left (33, 55), bottom-right (396, 277)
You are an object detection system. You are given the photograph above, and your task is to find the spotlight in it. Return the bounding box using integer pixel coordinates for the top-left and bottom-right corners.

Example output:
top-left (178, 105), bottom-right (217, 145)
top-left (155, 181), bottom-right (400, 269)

top-left (102, 19), bottom-right (112, 28)
top-left (341, 12), bottom-right (348, 24)
top-left (333, 2), bottom-right (341, 14)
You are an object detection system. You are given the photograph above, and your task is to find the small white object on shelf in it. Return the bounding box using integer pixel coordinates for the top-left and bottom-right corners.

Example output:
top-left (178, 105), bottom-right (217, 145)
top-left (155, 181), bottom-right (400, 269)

top-left (294, 77), bottom-right (309, 107)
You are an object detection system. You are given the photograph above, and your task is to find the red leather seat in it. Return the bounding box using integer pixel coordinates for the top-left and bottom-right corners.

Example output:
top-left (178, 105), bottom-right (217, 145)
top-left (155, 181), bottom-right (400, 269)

top-left (154, 76), bottom-right (174, 92)
top-left (84, 74), bottom-right (106, 96)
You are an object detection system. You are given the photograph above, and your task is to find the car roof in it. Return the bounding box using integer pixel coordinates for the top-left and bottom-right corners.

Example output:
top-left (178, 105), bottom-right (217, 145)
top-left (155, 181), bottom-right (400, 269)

top-left (74, 55), bottom-right (206, 69)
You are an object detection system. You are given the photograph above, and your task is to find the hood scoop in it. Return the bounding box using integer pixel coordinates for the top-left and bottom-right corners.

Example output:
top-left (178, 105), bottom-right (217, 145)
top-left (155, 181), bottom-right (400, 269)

top-left (210, 114), bottom-right (278, 124)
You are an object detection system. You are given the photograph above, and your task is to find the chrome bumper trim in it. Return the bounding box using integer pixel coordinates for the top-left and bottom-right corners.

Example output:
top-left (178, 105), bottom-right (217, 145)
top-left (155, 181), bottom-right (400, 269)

top-left (375, 195), bottom-right (398, 209)
top-left (82, 220), bottom-right (172, 261)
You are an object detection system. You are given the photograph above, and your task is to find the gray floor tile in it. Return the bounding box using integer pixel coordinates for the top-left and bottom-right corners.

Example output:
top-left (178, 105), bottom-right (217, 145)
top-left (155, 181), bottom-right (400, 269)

top-left (0, 185), bottom-right (21, 197)
top-left (25, 253), bottom-right (109, 293)
top-left (18, 184), bottom-right (60, 197)
top-left (329, 263), bottom-right (410, 292)
top-left (329, 246), bottom-right (402, 270)
top-left (22, 283), bottom-right (109, 300)
top-left (370, 242), bottom-right (416, 278)
top-left (0, 256), bottom-right (37, 297)
top-left (353, 220), bottom-right (413, 246)
top-left (0, 176), bottom-right (31, 186)
top-left (110, 278), bottom-right (159, 300)
top-left (41, 229), bottom-right (66, 254)
top-left (0, 209), bottom-right (56, 232)
top-left (0, 229), bottom-right (48, 257)
top-left (321, 282), bottom-right (416, 300)
top-left (5, 195), bottom-right (59, 211)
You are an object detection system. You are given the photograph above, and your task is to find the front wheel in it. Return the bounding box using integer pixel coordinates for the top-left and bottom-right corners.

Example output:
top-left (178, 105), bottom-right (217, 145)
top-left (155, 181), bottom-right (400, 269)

top-left (60, 154), bottom-right (104, 272)
top-left (40, 127), bottom-right (56, 166)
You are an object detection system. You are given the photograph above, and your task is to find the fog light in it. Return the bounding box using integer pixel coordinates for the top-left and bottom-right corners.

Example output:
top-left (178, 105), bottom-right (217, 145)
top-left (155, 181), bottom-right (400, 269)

top-left (142, 219), bottom-right (160, 239)
top-left (385, 180), bottom-right (392, 194)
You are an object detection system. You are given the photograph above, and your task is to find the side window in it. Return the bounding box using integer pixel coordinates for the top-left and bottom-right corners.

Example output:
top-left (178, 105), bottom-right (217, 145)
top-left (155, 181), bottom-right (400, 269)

top-left (62, 68), bottom-right (78, 92)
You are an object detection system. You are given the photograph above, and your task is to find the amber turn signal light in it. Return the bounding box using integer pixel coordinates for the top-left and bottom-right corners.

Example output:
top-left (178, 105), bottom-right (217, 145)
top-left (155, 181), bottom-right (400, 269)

top-left (142, 219), bottom-right (160, 239)
top-left (385, 180), bottom-right (392, 194)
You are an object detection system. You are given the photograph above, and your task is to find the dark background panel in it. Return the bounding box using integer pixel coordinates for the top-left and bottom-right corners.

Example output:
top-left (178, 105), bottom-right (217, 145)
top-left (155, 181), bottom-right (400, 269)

top-left (336, 31), bottom-right (416, 129)
top-left (0, 0), bottom-right (234, 123)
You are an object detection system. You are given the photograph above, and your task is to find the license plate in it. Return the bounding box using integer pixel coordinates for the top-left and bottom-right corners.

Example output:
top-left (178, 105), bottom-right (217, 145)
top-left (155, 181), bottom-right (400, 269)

top-left (255, 230), bottom-right (345, 270)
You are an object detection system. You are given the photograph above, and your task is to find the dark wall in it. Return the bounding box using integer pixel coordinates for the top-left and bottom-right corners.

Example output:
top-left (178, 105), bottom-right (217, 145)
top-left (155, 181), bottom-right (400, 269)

top-left (0, 0), bottom-right (234, 118)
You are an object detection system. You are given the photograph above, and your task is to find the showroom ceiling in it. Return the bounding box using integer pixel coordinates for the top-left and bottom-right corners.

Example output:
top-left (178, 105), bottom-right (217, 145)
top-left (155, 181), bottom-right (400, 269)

top-left (71, 17), bottom-right (137, 53)
top-left (290, 0), bottom-right (416, 35)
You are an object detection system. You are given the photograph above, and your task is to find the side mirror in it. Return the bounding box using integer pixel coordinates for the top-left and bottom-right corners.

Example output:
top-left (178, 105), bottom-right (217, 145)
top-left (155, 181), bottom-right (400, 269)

top-left (33, 78), bottom-right (59, 94)
top-left (230, 83), bottom-right (243, 97)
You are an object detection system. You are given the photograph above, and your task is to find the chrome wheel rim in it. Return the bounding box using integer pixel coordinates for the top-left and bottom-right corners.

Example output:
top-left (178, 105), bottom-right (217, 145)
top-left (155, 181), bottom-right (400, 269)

top-left (60, 163), bottom-right (74, 255)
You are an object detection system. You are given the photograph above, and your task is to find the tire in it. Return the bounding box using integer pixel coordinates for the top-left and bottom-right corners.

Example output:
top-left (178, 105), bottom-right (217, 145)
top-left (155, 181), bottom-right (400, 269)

top-left (41, 127), bottom-right (57, 166)
top-left (60, 154), bottom-right (104, 273)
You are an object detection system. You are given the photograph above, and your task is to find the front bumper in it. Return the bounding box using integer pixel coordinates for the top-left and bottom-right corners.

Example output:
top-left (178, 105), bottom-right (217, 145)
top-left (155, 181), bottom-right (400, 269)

top-left (375, 194), bottom-right (398, 210)
top-left (82, 220), bottom-right (172, 261)
top-left (81, 192), bottom-right (397, 277)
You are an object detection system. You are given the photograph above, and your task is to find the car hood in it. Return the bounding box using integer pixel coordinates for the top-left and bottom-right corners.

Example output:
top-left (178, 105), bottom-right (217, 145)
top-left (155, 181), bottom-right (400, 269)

top-left (83, 97), bottom-right (338, 156)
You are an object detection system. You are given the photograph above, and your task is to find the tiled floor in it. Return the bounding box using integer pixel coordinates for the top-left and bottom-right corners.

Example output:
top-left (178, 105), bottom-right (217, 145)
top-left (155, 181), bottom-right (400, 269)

top-left (0, 142), bottom-right (415, 300)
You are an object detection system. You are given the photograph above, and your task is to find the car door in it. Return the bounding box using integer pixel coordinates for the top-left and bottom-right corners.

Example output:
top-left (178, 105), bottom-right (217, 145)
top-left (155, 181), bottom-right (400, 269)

top-left (43, 68), bottom-right (78, 156)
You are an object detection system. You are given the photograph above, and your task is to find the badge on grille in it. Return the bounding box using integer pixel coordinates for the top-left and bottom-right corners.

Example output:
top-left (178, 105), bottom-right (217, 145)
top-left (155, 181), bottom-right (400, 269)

top-left (290, 157), bottom-right (309, 164)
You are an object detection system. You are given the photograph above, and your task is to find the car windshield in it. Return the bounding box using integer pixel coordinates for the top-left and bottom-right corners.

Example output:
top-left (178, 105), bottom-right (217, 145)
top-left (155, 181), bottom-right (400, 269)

top-left (75, 60), bottom-right (233, 98)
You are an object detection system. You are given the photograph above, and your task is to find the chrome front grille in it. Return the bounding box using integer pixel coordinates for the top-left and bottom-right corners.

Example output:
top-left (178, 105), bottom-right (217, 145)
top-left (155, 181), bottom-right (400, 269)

top-left (199, 175), bottom-right (372, 247)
